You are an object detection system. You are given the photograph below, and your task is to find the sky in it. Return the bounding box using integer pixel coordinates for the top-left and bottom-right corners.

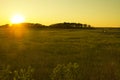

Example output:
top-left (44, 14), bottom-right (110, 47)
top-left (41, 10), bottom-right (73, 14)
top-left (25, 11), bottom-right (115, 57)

top-left (0, 0), bottom-right (120, 27)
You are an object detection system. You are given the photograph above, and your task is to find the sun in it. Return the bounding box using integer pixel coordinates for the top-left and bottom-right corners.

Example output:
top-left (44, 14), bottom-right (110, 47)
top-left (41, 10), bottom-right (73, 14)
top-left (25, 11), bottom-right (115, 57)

top-left (10, 14), bottom-right (25, 24)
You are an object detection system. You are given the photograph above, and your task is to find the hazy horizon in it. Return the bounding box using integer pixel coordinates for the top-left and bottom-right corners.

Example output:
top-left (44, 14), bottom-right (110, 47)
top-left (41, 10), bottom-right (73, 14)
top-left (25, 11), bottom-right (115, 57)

top-left (0, 0), bottom-right (120, 27)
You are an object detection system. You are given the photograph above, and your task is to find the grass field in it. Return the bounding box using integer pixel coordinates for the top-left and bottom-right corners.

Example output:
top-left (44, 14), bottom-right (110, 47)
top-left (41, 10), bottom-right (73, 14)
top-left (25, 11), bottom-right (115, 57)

top-left (0, 27), bottom-right (120, 80)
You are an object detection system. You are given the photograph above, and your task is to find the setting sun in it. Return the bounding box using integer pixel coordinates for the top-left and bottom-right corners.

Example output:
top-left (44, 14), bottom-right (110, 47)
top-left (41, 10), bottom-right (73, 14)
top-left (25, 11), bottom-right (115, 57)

top-left (10, 14), bottom-right (25, 24)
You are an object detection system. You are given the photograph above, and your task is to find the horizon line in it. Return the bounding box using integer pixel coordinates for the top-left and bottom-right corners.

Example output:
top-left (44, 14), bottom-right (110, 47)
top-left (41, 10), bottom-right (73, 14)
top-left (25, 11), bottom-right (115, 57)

top-left (0, 22), bottom-right (120, 28)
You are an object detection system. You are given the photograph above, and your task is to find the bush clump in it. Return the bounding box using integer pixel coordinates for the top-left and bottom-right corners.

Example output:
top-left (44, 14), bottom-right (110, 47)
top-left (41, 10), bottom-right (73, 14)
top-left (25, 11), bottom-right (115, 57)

top-left (50, 62), bottom-right (80, 80)
top-left (0, 65), bottom-right (34, 80)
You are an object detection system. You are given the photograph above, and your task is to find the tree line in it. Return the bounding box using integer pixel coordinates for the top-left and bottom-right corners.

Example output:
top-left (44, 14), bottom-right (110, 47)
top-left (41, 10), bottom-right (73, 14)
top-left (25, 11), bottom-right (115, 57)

top-left (0, 22), bottom-right (93, 29)
top-left (49, 22), bottom-right (93, 29)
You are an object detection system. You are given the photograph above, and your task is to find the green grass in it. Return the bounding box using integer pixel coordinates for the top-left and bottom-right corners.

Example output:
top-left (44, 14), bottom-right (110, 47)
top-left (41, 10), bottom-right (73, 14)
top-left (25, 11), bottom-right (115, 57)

top-left (0, 27), bottom-right (120, 80)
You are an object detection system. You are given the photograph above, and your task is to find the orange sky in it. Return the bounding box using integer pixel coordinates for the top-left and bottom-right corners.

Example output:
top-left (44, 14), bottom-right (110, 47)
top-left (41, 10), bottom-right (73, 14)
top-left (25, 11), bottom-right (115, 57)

top-left (0, 0), bottom-right (120, 27)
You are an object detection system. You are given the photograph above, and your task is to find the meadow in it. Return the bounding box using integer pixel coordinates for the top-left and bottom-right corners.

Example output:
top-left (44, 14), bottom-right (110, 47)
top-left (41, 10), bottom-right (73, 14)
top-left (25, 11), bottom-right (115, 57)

top-left (0, 27), bottom-right (120, 80)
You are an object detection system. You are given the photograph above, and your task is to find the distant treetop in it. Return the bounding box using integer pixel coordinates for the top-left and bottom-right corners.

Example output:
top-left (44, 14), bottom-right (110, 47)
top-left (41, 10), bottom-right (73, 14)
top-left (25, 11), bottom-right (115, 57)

top-left (49, 22), bottom-right (93, 29)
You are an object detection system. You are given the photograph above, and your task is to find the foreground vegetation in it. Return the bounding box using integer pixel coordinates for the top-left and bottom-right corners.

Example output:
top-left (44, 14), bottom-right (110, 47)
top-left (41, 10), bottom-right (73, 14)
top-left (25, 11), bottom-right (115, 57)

top-left (0, 26), bottom-right (120, 80)
top-left (0, 63), bottom-right (80, 80)
top-left (0, 65), bottom-right (34, 80)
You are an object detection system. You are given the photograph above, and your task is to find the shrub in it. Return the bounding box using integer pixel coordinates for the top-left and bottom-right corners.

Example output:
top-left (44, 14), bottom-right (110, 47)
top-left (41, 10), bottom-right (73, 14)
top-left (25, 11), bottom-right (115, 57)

top-left (50, 62), bottom-right (80, 80)
top-left (0, 65), bottom-right (12, 80)
top-left (13, 66), bottom-right (34, 80)
top-left (0, 65), bottom-right (34, 80)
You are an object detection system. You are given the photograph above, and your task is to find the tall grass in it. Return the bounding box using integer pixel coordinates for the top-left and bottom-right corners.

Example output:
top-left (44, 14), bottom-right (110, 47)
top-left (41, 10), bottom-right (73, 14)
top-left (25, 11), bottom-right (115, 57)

top-left (0, 28), bottom-right (120, 80)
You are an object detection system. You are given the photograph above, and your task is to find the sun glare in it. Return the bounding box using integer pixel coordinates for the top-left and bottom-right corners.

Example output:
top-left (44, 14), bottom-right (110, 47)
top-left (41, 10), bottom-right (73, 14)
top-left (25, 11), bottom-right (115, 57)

top-left (10, 14), bottom-right (25, 24)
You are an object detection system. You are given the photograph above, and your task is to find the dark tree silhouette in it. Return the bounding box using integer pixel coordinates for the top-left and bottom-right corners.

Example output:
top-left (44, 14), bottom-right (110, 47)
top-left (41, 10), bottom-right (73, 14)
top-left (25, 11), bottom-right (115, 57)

top-left (0, 22), bottom-right (93, 29)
